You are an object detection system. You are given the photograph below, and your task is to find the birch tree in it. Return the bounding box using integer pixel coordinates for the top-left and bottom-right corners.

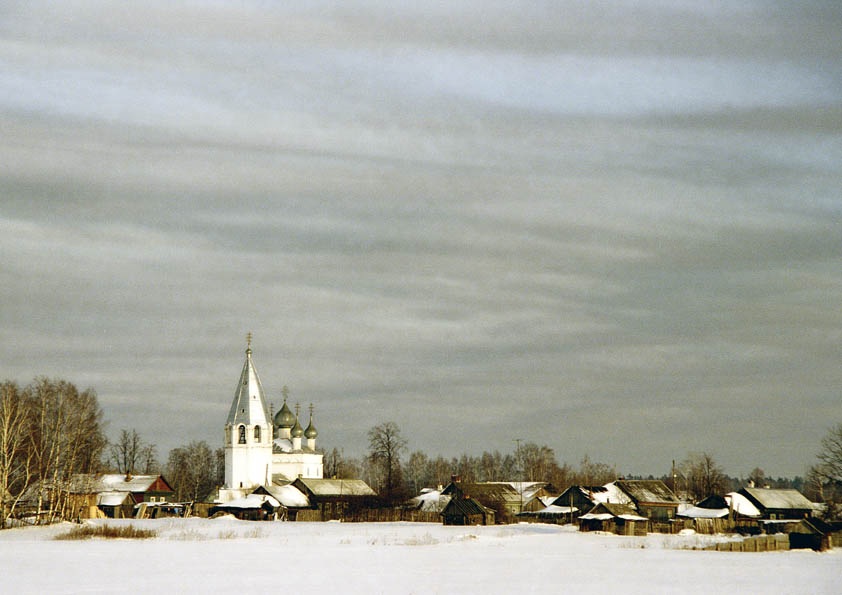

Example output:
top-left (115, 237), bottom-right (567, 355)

top-left (0, 382), bottom-right (33, 527)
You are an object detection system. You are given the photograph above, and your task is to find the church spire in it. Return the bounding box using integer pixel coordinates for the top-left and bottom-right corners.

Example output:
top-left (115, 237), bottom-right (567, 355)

top-left (225, 334), bottom-right (271, 427)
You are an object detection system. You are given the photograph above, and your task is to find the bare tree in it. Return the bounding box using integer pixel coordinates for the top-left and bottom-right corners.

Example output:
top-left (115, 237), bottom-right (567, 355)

top-left (0, 382), bottom-right (33, 527)
top-left (166, 441), bottom-right (216, 502)
top-left (807, 422), bottom-right (842, 519)
top-left (682, 452), bottom-right (726, 501)
top-left (109, 429), bottom-right (144, 475)
top-left (26, 378), bottom-right (105, 521)
top-left (403, 450), bottom-right (430, 495)
top-left (575, 455), bottom-right (617, 486)
top-left (747, 467), bottom-right (766, 488)
top-left (367, 421), bottom-right (407, 503)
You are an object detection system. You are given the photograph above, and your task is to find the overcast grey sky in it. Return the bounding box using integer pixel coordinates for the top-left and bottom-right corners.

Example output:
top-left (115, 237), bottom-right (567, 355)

top-left (2, 1), bottom-right (840, 478)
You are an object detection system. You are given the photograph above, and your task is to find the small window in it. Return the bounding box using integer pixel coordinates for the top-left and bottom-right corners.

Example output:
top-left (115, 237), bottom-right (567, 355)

top-left (238, 425), bottom-right (246, 444)
top-left (254, 425), bottom-right (261, 442)
top-left (149, 496), bottom-right (156, 503)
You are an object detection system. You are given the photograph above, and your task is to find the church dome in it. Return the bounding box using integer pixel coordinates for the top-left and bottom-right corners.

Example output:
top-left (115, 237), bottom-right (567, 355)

top-left (291, 418), bottom-right (304, 438)
top-left (274, 401), bottom-right (296, 429)
top-left (304, 420), bottom-right (318, 439)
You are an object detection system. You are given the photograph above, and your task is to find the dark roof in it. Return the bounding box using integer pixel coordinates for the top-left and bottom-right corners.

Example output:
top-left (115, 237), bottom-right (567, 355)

top-left (696, 495), bottom-right (729, 509)
top-left (442, 497), bottom-right (491, 517)
top-left (614, 480), bottom-right (679, 505)
top-left (442, 482), bottom-right (520, 503)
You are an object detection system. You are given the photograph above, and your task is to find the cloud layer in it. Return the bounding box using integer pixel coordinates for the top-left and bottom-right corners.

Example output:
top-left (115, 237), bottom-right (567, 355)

top-left (2, 1), bottom-right (841, 476)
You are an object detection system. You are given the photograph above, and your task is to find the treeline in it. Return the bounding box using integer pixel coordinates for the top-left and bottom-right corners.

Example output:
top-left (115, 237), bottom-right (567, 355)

top-left (323, 423), bottom-right (814, 506)
top-left (2, 379), bottom-right (831, 527)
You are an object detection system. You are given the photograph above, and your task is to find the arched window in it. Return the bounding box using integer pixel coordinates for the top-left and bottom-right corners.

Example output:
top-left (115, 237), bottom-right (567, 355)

top-left (238, 425), bottom-right (246, 444)
top-left (254, 425), bottom-right (261, 442)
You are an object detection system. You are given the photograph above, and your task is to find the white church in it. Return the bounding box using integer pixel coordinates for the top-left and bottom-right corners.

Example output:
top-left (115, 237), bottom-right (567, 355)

top-left (218, 338), bottom-right (324, 503)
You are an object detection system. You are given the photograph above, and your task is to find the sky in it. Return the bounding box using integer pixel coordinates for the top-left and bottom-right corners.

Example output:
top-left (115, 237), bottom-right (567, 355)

top-left (1, 1), bottom-right (841, 478)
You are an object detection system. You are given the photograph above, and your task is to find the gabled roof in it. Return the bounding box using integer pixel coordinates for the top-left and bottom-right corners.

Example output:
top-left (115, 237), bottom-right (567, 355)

top-left (293, 478), bottom-right (376, 497)
top-left (407, 489), bottom-right (452, 512)
top-left (677, 505), bottom-right (729, 519)
top-left (96, 474), bottom-right (173, 493)
top-left (96, 491), bottom-right (134, 507)
top-left (442, 497), bottom-right (492, 517)
top-left (216, 493), bottom-right (280, 510)
top-left (614, 480), bottom-right (679, 505)
top-left (226, 346), bottom-right (272, 427)
top-left (580, 502), bottom-right (648, 521)
top-left (739, 487), bottom-right (814, 511)
top-left (442, 482), bottom-right (520, 503)
top-left (725, 491), bottom-right (761, 517)
top-left (57, 474), bottom-right (172, 494)
top-left (252, 484), bottom-right (310, 508)
top-left (485, 482), bottom-right (549, 500)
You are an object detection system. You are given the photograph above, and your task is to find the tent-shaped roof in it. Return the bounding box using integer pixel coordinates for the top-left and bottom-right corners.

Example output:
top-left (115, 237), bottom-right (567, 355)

top-left (226, 345), bottom-right (272, 427)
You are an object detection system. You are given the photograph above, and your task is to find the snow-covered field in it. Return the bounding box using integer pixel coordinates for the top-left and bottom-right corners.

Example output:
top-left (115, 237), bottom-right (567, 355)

top-left (1, 518), bottom-right (839, 594)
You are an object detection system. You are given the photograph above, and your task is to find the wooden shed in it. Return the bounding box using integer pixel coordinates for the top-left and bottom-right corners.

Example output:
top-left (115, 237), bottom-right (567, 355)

top-left (441, 496), bottom-right (495, 526)
top-left (579, 502), bottom-right (649, 536)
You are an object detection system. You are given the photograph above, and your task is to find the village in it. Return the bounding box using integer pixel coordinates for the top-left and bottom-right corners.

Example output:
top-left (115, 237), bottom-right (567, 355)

top-left (6, 342), bottom-right (840, 554)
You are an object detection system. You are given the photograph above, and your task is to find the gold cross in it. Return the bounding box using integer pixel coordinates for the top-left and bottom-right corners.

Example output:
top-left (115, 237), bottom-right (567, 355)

top-left (246, 331), bottom-right (252, 349)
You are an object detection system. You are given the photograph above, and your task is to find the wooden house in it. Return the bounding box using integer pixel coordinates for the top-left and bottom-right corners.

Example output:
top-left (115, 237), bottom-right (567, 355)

top-left (441, 496), bottom-right (495, 526)
top-left (579, 502), bottom-right (649, 536)
top-left (543, 485), bottom-right (610, 520)
top-left (291, 478), bottom-right (378, 521)
top-left (17, 473), bottom-right (175, 520)
top-left (737, 487), bottom-right (814, 520)
top-left (786, 518), bottom-right (834, 551)
top-left (251, 484), bottom-right (310, 520)
top-left (441, 481), bottom-right (522, 523)
top-left (209, 493), bottom-right (281, 521)
top-left (613, 480), bottom-right (679, 522)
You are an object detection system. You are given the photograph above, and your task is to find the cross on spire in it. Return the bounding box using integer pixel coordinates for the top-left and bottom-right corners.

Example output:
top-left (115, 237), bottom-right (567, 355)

top-left (246, 331), bottom-right (253, 351)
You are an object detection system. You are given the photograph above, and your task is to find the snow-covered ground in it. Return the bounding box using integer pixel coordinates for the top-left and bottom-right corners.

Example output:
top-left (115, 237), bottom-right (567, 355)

top-left (1, 518), bottom-right (839, 594)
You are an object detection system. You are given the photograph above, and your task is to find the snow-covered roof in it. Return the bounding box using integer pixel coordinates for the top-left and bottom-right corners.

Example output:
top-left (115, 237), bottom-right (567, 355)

top-left (272, 437), bottom-right (317, 454)
top-left (487, 482), bottom-right (547, 499)
top-left (725, 492), bottom-right (761, 517)
top-left (96, 491), bottom-right (132, 507)
top-left (217, 493), bottom-right (280, 510)
top-left (741, 487), bottom-right (813, 511)
top-left (580, 512), bottom-right (614, 520)
top-left (596, 483), bottom-right (632, 505)
top-left (536, 505), bottom-right (578, 516)
top-left (254, 484), bottom-right (310, 508)
top-left (97, 474), bottom-right (162, 493)
top-left (295, 478), bottom-right (376, 497)
top-left (408, 490), bottom-right (451, 512)
top-left (614, 480), bottom-right (678, 505)
top-left (677, 506), bottom-right (729, 519)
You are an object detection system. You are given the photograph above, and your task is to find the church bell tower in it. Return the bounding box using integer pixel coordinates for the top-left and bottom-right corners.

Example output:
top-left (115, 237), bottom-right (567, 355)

top-left (222, 334), bottom-right (273, 495)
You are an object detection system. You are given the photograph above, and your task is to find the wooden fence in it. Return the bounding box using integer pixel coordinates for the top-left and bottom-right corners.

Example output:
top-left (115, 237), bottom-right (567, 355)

top-left (705, 534), bottom-right (790, 552)
top-left (295, 508), bottom-right (441, 523)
